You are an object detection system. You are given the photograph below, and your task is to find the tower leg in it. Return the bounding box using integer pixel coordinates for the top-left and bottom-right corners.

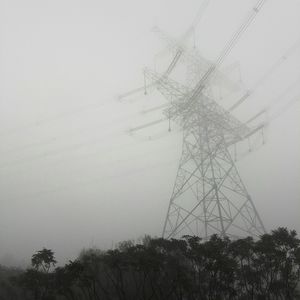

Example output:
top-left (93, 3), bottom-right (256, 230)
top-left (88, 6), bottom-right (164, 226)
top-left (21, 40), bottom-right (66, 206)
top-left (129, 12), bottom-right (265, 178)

top-left (162, 124), bottom-right (265, 239)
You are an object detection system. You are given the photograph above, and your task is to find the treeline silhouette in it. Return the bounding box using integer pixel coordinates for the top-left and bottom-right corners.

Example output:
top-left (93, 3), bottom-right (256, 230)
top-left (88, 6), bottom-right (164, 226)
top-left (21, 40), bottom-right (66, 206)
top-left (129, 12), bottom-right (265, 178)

top-left (0, 227), bottom-right (300, 300)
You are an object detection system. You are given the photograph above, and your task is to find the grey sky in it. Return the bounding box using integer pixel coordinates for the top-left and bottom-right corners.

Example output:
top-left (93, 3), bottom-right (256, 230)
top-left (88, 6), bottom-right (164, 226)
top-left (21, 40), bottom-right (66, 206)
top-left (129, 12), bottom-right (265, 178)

top-left (0, 0), bottom-right (299, 266)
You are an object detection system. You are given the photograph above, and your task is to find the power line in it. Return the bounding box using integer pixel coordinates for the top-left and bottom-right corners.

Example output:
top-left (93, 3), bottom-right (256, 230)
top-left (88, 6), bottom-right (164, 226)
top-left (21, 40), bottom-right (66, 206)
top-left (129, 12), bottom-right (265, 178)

top-left (229, 37), bottom-right (300, 111)
top-left (269, 94), bottom-right (300, 122)
top-left (0, 122), bottom-right (178, 171)
top-left (2, 153), bottom-right (178, 204)
top-left (0, 98), bottom-right (117, 138)
top-left (246, 78), bottom-right (300, 124)
top-left (186, 0), bottom-right (268, 111)
top-left (0, 107), bottom-right (143, 156)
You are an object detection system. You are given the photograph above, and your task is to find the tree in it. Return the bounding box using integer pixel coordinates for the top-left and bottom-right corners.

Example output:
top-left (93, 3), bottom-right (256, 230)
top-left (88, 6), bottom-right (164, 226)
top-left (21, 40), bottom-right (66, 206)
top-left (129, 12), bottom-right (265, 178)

top-left (13, 248), bottom-right (57, 300)
top-left (6, 227), bottom-right (300, 300)
top-left (31, 248), bottom-right (57, 273)
top-left (255, 227), bottom-right (300, 299)
top-left (55, 260), bottom-right (85, 300)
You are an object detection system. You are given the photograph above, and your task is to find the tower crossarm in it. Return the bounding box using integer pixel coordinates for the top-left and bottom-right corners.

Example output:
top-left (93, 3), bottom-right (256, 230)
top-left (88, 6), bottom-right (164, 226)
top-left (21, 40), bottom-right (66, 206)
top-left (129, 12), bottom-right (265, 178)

top-left (196, 95), bottom-right (251, 142)
top-left (145, 68), bottom-right (252, 143)
top-left (144, 67), bottom-right (190, 101)
top-left (225, 123), bottom-right (266, 148)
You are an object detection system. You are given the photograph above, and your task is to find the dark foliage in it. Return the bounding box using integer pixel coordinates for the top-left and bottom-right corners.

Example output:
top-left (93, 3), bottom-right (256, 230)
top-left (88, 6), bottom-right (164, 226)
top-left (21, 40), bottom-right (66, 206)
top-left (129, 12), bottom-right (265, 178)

top-left (1, 227), bottom-right (300, 300)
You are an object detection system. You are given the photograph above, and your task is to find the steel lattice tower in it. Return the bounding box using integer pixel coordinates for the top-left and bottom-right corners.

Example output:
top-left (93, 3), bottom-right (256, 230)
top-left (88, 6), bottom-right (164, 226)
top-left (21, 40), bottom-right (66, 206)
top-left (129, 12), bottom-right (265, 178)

top-left (162, 99), bottom-right (265, 239)
top-left (125, 0), bottom-right (268, 240)
top-left (143, 69), bottom-right (266, 239)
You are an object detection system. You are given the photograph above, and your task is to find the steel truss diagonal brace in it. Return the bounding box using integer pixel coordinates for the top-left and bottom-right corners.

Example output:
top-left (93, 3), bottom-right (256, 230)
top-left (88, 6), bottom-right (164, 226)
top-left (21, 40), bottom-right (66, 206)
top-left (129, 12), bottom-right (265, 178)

top-left (162, 124), bottom-right (265, 239)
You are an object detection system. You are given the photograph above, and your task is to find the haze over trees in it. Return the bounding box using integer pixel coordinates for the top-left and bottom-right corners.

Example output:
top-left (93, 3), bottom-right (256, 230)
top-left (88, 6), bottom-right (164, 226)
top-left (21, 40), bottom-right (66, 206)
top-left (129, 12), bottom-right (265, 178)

top-left (0, 227), bottom-right (300, 300)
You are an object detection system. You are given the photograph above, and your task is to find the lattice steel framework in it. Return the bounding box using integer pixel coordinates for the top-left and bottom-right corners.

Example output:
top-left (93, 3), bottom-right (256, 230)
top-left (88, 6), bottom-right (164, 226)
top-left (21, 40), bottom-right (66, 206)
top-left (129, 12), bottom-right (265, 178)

top-left (144, 68), bottom-right (266, 239)
top-left (125, 0), bottom-right (269, 239)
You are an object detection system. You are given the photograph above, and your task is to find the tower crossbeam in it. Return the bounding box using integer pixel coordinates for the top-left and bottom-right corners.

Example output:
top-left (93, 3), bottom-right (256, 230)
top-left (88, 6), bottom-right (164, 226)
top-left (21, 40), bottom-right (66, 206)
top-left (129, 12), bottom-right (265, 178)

top-left (144, 68), bottom-right (254, 144)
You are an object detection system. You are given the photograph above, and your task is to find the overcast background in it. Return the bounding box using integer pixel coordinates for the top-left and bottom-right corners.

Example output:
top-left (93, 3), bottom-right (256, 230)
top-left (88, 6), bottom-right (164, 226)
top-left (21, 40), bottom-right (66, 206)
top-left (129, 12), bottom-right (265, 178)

top-left (0, 0), bottom-right (299, 266)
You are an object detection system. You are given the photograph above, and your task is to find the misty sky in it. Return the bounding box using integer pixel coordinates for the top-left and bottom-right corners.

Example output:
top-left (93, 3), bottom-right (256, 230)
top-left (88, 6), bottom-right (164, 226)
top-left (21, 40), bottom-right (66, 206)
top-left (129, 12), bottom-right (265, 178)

top-left (0, 0), bottom-right (300, 266)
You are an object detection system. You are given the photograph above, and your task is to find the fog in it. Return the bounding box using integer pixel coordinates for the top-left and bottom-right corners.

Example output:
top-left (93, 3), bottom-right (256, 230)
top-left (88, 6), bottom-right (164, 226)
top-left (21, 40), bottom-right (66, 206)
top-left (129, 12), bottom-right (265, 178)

top-left (0, 0), bottom-right (299, 266)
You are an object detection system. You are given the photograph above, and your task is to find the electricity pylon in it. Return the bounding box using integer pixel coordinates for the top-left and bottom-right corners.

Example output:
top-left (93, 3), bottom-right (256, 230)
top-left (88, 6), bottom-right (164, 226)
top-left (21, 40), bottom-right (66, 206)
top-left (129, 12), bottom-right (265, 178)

top-left (143, 69), bottom-right (266, 239)
top-left (124, 0), bottom-right (271, 239)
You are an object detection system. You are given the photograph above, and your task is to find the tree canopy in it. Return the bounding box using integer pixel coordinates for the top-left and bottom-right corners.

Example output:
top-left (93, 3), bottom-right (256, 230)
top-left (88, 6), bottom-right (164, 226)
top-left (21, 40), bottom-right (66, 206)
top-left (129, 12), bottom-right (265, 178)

top-left (1, 227), bottom-right (300, 300)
